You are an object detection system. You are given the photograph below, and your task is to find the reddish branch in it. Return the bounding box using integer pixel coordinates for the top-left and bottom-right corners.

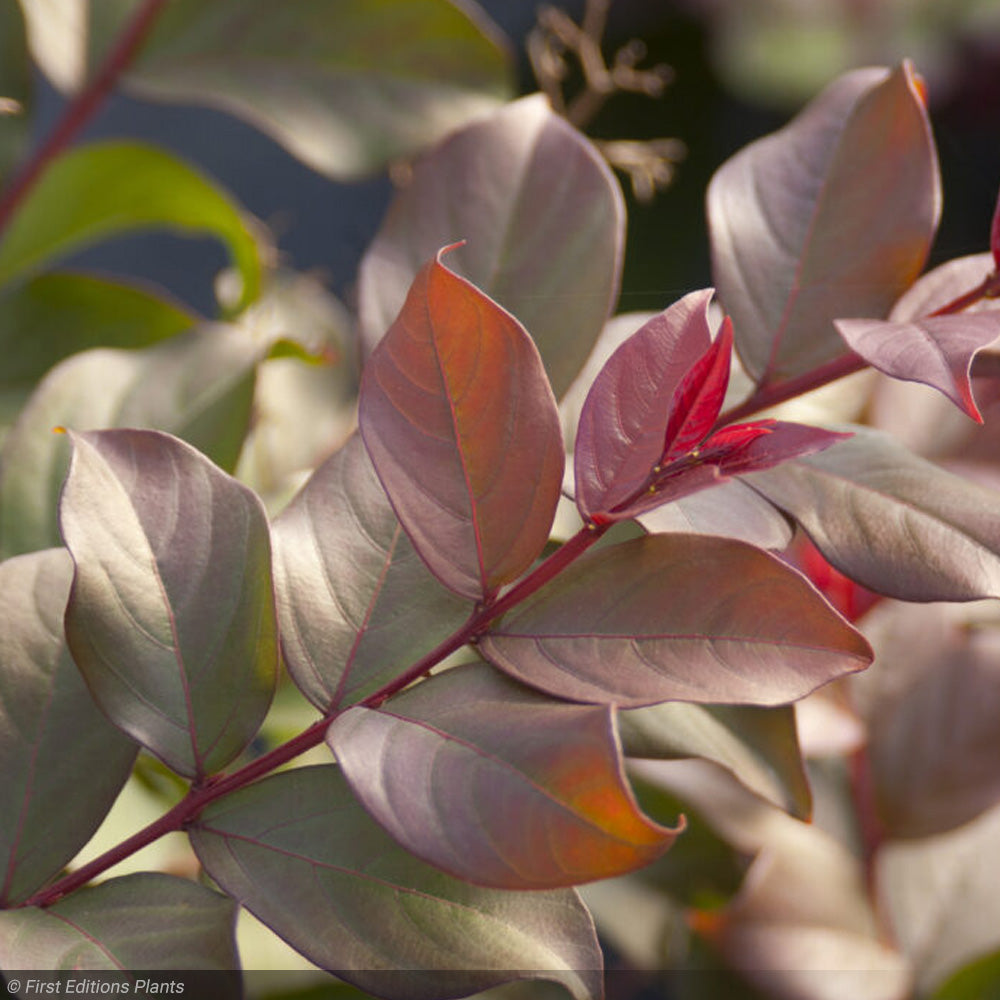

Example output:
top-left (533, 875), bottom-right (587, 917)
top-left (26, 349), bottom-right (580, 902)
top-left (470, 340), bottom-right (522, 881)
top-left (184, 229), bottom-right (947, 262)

top-left (0, 0), bottom-right (169, 237)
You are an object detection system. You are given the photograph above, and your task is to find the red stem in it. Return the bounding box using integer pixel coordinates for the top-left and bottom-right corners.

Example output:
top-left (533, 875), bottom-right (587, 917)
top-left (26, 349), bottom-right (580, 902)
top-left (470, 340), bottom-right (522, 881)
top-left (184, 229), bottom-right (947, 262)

top-left (23, 522), bottom-right (609, 908)
top-left (0, 0), bottom-right (170, 236)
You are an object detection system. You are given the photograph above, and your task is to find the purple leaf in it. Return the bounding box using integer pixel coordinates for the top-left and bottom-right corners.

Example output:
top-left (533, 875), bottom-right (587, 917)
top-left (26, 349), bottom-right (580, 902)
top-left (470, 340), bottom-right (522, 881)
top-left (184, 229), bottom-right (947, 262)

top-left (890, 252), bottom-right (997, 321)
top-left (743, 426), bottom-right (1000, 602)
top-left (359, 94), bottom-right (624, 397)
top-left (358, 248), bottom-right (564, 601)
top-left (713, 421), bottom-right (851, 475)
top-left (60, 429), bottom-right (278, 779)
top-left (574, 290), bottom-right (715, 520)
top-left (327, 663), bottom-right (679, 889)
top-left (192, 764), bottom-right (603, 1000)
top-left (835, 314), bottom-right (1000, 422)
top-left (709, 62), bottom-right (940, 383)
top-left (272, 434), bottom-right (472, 710)
top-left (479, 534), bottom-right (871, 708)
top-left (0, 549), bottom-right (137, 906)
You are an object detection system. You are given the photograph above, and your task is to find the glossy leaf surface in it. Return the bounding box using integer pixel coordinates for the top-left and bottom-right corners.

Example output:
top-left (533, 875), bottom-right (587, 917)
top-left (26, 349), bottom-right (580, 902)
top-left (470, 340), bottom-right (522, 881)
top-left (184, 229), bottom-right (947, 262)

top-left (0, 141), bottom-right (262, 308)
top-left (0, 324), bottom-right (260, 558)
top-left (103, 0), bottom-right (512, 180)
top-left (709, 63), bottom-right (939, 383)
top-left (0, 873), bottom-right (239, 971)
top-left (480, 534), bottom-right (871, 707)
top-left (744, 427), bottom-right (1000, 601)
top-left (835, 313), bottom-right (1000, 422)
top-left (0, 549), bottom-right (137, 906)
top-left (854, 602), bottom-right (1000, 838)
top-left (619, 702), bottom-right (811, 819)
top-left (272, 434), bottom-right (471, 710)
top-left (60, 429), bottom-right (278, 779)
top-left (359, 95), bottom-right (624, 397)
top-left (358, 249), bottom-right (563, 600)
top-left (328, 663), bottom-right (677, 889)
top-left (192, 764), bottom-right (603, 1000)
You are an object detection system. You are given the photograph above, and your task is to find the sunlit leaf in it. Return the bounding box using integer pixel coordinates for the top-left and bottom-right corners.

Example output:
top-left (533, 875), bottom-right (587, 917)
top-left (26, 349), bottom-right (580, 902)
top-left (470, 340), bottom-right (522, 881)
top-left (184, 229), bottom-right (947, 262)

top-left (0, 548), bottom-right (137, 906)
top-left (0, 323), bottom-right (260, 558)
top-left (835, 313), bottom-right (1000, 422)
top-left (358, 248), bottom-right (564, 600)
top-left (743, 426), bottom-right (1000, 602)
top-left (328, 663), bottom-right (678, 890)
top-left (0, 141), bottom-right (262, 309)
top-left (619, 702), bottom-right (811, 819)
top-left (192, 764), bottom-right (603, 1000)
top-left (0, 872), bottom-right (239, 973)
top-left (480, 534), bottom-right (871, 708)
top-left (60, 429), bottom-right (278, 779)
top-left (272, 433), bottom-right (472, 710)
top-left (854, 601), bottom-right (1000, 838)
top-left (359, 94), bottom-right (624, 397)
top-left (709, 62), bottom-right (940, 383)
top-left (890, 253), bottom-right (998, 322)
top-left (0, 0), bottom-right (30, 186)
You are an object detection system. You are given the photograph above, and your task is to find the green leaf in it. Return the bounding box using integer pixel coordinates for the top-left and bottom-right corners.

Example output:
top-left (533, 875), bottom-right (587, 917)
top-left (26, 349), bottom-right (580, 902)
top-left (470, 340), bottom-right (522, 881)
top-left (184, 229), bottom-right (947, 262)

top-left (272, 433), bottom-right (471, 710)
top-left (0, 140), bottom-right (263, 309)
top-left (0, 872), bottom-right (239, 972)
top-left (0, 323), bottom-right (260, 558)
top-left (934, 948), bottom-right (1000, 1000)
top-left (619, 702), bottom-right (811, 819)
top-left (328, 663), bottom-right (679, 890)
top-left (359, 94), bottom-right (624, 397)
top-left (480, 534), bottom-right (871, 708)
top-left (0, 548), bottom-right (137, 906)
top-left (708, 63), bottom-right (940, 383)
top-left (359, 248), bottom-right (564, 600)
top-left (743, 426), bottom-right (1000, 602)
top-left (83, 0), bottom-right (512, 180)
top-left (191, 764), bottom-right (603, 1000)
top-left (60, 428), bottom-right (278, 779)
top-left (0, 0), bottom-right (30, 186)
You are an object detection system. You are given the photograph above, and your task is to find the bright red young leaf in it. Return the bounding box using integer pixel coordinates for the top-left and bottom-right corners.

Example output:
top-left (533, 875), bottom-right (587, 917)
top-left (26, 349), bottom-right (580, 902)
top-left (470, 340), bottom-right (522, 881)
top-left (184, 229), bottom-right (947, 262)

top-left (327, 663), bottom-right (680, 890)
top-left (574, 291), bottom-right (847, 523)
top-left (359, 246), bottom-right (564, 601)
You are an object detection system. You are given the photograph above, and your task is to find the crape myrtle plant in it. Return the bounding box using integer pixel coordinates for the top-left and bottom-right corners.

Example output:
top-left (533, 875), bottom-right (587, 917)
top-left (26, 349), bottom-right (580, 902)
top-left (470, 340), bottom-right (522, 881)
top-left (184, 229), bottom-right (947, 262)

top-left (4, 3), bottom-right (1000, 1000)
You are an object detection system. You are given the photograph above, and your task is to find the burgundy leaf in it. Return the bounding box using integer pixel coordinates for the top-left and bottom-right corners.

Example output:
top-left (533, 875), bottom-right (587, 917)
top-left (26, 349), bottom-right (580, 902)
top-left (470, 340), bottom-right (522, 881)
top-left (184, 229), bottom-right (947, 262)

top-left (835, 314), bottom-right (1000, 422)
top-left (890, 252), bottom-right (996, 322)
top-left (574, 290), bottom-right (715, 520)
top-left (479, 534), bottom-right (871, 708)
top-left (358, 246), bottom-right (564, 601)
top-left (327, 663), bottom-right (679, 890)
top-left (713, 421), bottom-right (852, 475)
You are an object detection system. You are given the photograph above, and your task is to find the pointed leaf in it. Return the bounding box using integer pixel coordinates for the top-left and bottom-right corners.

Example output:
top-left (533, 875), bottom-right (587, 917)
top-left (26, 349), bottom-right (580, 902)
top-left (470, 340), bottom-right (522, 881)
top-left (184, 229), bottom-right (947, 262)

top-left (713, 420), bottom-right (850, 475)
top-left (0, 873), bottom-right (239, 972)
top-left (328, 663), bottom-right (678, 890)
top-left (272, 434), bottom-right (471, 710)
top-left (619, 702), bottom-right (811, 819)
top-left (743, 426), bottom-right (1000, 601)
top-left (359, 94), bottom-right (624, 397)
top-left (574, 290), bottom-right (715, 520)
top-left (358, 248), bottom-right (564, 600)
top-left (191, 764), bottom-right (602, 1000)
top-left (0, 141), bottom-right (262, 309)
top-left (0, 323), bottom-right (260, 559)
top-left (0, 549), bottom-right (137, 906)
top-left (480, 534), bottom-right (871, 708)
top-left (709, 63), bottom-right (940, 383)
top-left (853, 602), bottom-right (1000, 838)
top-left (835, 314), bottom-right (1000, 422)
top-left (60, 429), bottom-right (278, 778)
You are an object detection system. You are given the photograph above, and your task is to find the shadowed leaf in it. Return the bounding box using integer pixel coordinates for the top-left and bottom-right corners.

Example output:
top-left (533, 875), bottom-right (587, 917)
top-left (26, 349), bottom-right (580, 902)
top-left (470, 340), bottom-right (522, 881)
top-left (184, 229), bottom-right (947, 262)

top-left (743, 426), bottom-right (1000, 602)
top-left (0, 0), bottom-right (30, 187)
top-left (192, 764), bottom-right (603, 1000)
top-left (328, 663), bottom-right (678, 890)
top-left (60, 429), bottom-right (277, 779)
top-left (0, 549), bottom-right (137, 906)
top-left (358, 248), bottom-right (564, 600)
top-left (709, 62), bottom-right (940, 383)
top-left (480, 534), bottom-right (870, 707)
top-left (359, 94), bottom-right (624, 397)
top-left (0, 873), bottom-right (239, 973)
top-left (272, 433), bottom-right (471, 710)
